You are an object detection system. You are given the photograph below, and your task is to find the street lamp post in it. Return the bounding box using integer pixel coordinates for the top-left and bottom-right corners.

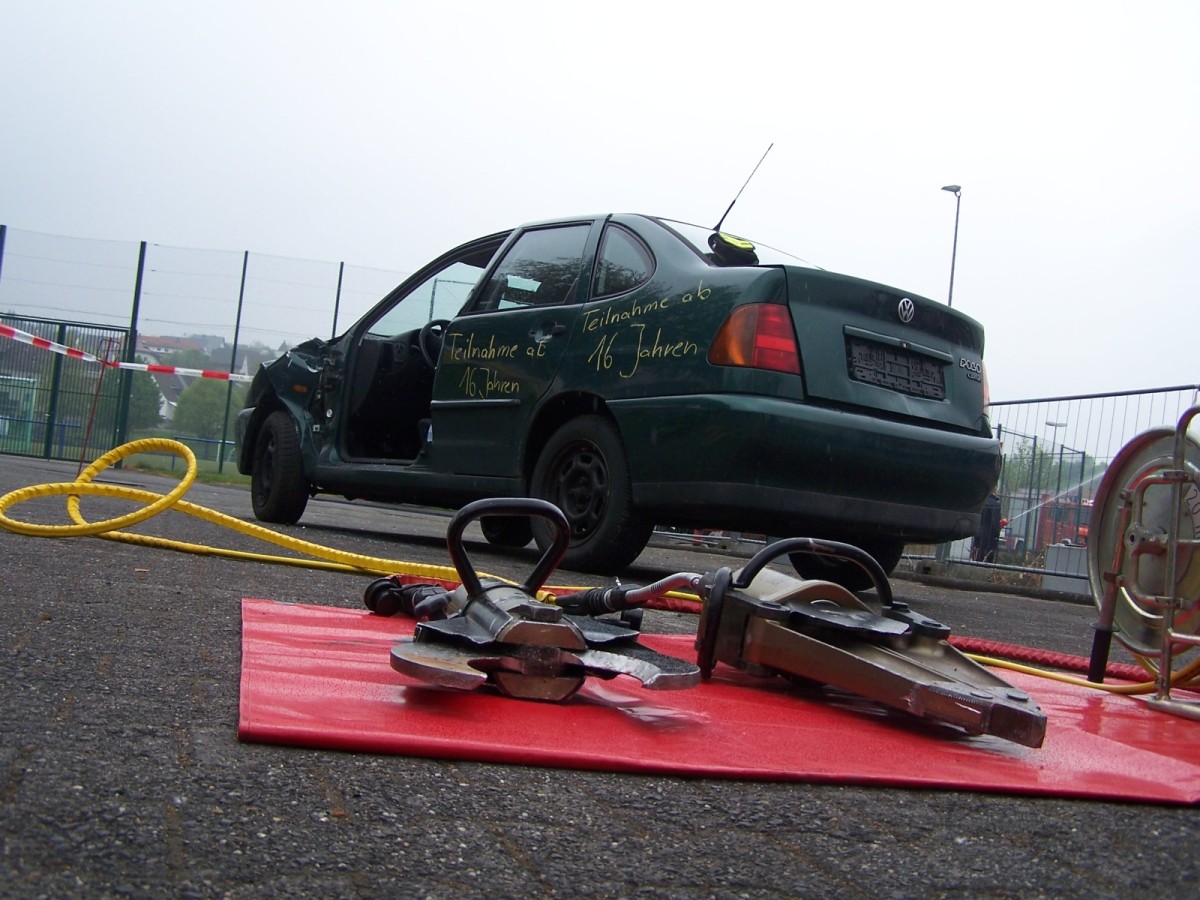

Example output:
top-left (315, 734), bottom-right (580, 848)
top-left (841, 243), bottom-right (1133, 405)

top-left (1045, 420), bottom-right (1066, 450)
top-left (931, 184), bottom-right (963, 563)
top-left (941, 184), bottom-right (961, 308)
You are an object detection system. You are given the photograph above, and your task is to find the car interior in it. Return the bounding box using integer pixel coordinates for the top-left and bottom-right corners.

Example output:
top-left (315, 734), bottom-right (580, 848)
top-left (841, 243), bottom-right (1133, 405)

top-left (337, 241), bottom-right (506, 463)
top-left (343, 324), bottom-right (442, 461)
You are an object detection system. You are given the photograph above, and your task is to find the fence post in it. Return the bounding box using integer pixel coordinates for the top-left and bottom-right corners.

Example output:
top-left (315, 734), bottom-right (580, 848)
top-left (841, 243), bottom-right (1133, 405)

top-left (41, 323), bottom-right (68, 458)
top-left (115, 241), bottom-right (147, 449)
top-left (218, 250), bottom-right (249, 474)
top-left (1026, 435), bottom-right (1040, 555)
top-left (1076, 451), bottom-right (1087, 542)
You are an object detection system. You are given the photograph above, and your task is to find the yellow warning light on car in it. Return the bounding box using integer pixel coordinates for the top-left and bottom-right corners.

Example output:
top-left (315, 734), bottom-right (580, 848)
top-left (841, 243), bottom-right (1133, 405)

top-left (708, 231), bottom-right (759, 265)
top-left (716, 232), bottom-right (755, 252)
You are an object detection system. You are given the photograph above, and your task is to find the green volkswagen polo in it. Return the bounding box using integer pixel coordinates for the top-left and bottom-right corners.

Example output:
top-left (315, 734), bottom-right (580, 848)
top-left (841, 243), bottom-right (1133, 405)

top-left (235, 214), bottom-right (1000, 587)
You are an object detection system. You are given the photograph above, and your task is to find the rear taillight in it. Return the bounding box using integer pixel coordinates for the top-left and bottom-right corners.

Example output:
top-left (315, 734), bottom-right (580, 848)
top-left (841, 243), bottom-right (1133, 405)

top-left (708, 303), bottom-right (802, 375)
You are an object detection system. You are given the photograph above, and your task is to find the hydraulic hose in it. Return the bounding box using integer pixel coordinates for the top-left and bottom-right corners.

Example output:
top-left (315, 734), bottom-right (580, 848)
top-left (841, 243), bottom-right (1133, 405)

top-left (0, 438), bottom-right (486, 582)
top-left (948, 636), bottom-right (1148, 683)
top-left (968, 653), bottom-right (1200, 695)
top-left (0, 439), bottom-right (708, 606)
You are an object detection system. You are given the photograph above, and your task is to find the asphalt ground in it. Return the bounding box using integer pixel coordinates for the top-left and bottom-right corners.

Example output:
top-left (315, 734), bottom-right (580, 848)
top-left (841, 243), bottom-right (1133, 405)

top-left (1, 455), bottom-right (1197, 898)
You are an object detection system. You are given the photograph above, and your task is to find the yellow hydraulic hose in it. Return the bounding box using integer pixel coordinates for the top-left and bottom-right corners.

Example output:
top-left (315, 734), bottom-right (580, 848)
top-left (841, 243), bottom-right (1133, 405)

top-left (970, 653), bottom-right (1200, 695)
top-left (0, 438), bottom-right (481, 582)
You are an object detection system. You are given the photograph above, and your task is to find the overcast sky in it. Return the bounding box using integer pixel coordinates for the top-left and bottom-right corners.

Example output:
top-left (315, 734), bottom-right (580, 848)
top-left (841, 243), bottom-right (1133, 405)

top-left (2, 0), bottom-right (1197, 401)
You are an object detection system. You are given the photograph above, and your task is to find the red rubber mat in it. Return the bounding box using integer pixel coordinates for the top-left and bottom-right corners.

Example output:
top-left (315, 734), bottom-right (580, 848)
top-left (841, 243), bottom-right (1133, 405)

top-left (238, 599), bottom-right (1200, 804)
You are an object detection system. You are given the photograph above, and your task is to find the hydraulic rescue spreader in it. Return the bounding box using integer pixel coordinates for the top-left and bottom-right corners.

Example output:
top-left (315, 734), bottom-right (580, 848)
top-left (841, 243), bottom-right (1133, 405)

top-left (368, 499), bottom-right (701, 701)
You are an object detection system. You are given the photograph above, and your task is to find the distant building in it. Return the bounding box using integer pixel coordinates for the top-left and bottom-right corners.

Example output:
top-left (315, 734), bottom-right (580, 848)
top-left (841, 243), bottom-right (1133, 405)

top-left (136, 335), bottom-right (204, 356)
top-left (186, 334), bottom-right (229, 354)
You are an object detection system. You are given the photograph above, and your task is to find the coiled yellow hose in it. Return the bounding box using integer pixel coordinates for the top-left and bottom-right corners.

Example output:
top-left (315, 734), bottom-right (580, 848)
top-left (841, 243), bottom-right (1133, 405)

top-left (0, 438), bottom-right (473, 581)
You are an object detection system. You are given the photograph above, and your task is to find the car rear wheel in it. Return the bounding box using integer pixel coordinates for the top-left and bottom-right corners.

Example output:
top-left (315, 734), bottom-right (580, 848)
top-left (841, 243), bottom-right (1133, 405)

top-left (251, 410), bottom-right (310, 524)
top-left (530, 415), bottom-right (651, 574)
top-left (789, 539), bottom-right (904, 593)
top-left (480, 514), bottom-right (533, 549)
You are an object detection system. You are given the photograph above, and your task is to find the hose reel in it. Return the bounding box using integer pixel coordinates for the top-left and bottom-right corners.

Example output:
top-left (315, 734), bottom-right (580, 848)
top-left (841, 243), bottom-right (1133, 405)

top-left (1088, 405), bottom-right (1200, 718)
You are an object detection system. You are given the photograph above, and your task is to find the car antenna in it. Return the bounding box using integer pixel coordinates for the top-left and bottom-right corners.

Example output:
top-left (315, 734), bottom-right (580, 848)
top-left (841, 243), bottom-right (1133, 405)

top-left (713, 143), bottom-right (773, 233)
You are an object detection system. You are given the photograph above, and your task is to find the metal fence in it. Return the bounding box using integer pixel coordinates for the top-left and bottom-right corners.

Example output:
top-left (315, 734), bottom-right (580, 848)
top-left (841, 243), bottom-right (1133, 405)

top-left (0, 224), bottom-right (417, 359)
top-left (0, 223), bottom-right (415, 467)
top-left (988, 385), bottom-right (1200, 559)
top-left (0, 313), bottom-right (131, 461)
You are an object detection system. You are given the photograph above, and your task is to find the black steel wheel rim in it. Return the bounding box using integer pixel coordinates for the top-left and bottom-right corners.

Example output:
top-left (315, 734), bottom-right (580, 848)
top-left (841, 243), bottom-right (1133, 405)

top-left (549, 440), bottom-right (609, 539)
top-left (255, 433), bottom-right (276, 503)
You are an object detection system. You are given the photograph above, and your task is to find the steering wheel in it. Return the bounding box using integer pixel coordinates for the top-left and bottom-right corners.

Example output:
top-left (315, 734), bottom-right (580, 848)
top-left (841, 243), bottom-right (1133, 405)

top-left (417, 318), bottom-right (451, 368)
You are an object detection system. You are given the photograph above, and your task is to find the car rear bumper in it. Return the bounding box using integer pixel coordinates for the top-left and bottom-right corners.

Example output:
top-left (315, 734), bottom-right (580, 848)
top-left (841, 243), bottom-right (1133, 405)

top-left (632, 479), bottom-right (980, 543)
top-left (611, 394), bottom-right (1000, 542)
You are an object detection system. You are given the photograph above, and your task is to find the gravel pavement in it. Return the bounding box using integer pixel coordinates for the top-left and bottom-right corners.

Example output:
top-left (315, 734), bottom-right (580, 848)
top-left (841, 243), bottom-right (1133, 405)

top-left (1, 456), bottom-right (1197, 898)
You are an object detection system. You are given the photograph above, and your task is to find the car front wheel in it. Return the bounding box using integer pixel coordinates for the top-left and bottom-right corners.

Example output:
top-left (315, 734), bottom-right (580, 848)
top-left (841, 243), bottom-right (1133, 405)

top-left (251, 410), bottom-right (310, 524)
top-left (530, 415), bottom-right (651, 574)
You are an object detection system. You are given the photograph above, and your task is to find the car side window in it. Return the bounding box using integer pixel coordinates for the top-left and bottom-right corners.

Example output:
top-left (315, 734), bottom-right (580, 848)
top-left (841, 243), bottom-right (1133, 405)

top-left (592, 224), bottom-right (653, 298)
top-left (366, 261), bottom-right (489, 337)
top-left (469, 224), bottom-right (590, 312)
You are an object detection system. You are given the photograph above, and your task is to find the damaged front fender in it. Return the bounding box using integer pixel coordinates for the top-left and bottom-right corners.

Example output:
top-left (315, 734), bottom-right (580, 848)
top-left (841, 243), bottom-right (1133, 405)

top-left (234, 343), bottom-right (326, 475)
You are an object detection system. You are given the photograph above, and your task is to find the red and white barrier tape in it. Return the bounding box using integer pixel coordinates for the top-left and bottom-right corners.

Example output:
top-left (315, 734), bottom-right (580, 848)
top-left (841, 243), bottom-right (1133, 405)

top-left (117, 361), bottom-right (252, 383)
top-left (1, 323), bottom-right (254, 383)
top-left (1, 322), bottom-right (102, 363)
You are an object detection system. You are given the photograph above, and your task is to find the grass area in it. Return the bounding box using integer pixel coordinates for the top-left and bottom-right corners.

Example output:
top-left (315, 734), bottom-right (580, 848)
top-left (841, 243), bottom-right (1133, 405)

top-left (95, 430), bottom-right (253, 487)
top-left (120, 453), bottom-right (251, 487)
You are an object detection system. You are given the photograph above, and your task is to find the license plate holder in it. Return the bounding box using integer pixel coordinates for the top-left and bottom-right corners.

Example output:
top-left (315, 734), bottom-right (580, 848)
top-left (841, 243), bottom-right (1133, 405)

top-left (847, 338), bottom-right (946, 400)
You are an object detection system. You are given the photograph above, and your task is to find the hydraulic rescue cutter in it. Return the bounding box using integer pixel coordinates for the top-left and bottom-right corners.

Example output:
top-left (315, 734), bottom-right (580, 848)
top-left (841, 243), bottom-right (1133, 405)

top-left (691, 539), bottom-right (1048, 748)
top-left (556, 538), bottom-right (1047, 748)
top-left (364, 499), bottom-right (701, 701)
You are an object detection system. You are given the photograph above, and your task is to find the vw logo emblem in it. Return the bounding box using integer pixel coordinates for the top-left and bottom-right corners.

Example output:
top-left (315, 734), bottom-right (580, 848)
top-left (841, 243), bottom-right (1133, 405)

top-left (897, 297), bottom-right (915, 324)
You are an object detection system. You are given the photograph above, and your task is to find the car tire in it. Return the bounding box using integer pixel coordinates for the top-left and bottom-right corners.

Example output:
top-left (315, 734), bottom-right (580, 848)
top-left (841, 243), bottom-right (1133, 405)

top-left (480, 515), bottom-right (533, 549)
top-left (251, 410), bottom-right (310, 524)
top-left (530, 415), bottom-right (652, 574)
top-left (789, 539), bottom-right (905, 593)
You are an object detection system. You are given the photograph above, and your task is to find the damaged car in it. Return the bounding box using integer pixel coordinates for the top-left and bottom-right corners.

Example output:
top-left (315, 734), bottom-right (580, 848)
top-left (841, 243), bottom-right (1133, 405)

top-left (235, 214), bottom-right (1000, 588)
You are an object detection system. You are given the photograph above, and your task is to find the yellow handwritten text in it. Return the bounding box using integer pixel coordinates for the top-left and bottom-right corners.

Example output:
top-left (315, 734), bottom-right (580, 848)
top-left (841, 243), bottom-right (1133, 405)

top-left (445, 331), bottom-right (520, 362)
top-left (680, 280), bottom-right (711, 304)
top-left (619, 324), bottom-right (699, 378)
top-left (458, 366), bottom-right (521, 398)
top-left (582, 297), bottom-right (670, 332)
top-left (587, 333), bottom-right (618, 371)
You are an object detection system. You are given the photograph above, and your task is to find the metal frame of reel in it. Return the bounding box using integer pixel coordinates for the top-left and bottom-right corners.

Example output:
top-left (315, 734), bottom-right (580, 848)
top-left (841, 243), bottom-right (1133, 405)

top-left (1088, 404), bottom-right (1200, 720)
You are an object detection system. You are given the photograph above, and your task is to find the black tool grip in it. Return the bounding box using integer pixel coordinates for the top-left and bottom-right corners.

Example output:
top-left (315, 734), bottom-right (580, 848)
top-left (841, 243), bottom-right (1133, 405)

top-left (363, 579), bottom-right (451, 619)
top-left (556, 585), bottom-right (634, 616)
top-left (733, 537), bottom-right (894, 607)
top-left (446, 498), bottom-right (570, 598)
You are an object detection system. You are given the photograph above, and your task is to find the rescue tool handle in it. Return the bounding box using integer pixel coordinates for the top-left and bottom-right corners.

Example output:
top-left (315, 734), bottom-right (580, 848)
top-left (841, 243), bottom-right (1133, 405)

top-left (733, 537), bottom-right (894, 606)
top-left (446, 498), bottom-right (570, 598)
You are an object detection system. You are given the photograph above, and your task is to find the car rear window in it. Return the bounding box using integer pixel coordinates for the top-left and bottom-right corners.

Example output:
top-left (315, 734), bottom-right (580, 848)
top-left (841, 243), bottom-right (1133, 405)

top-left (592, 224), bottom-right (654, 298)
